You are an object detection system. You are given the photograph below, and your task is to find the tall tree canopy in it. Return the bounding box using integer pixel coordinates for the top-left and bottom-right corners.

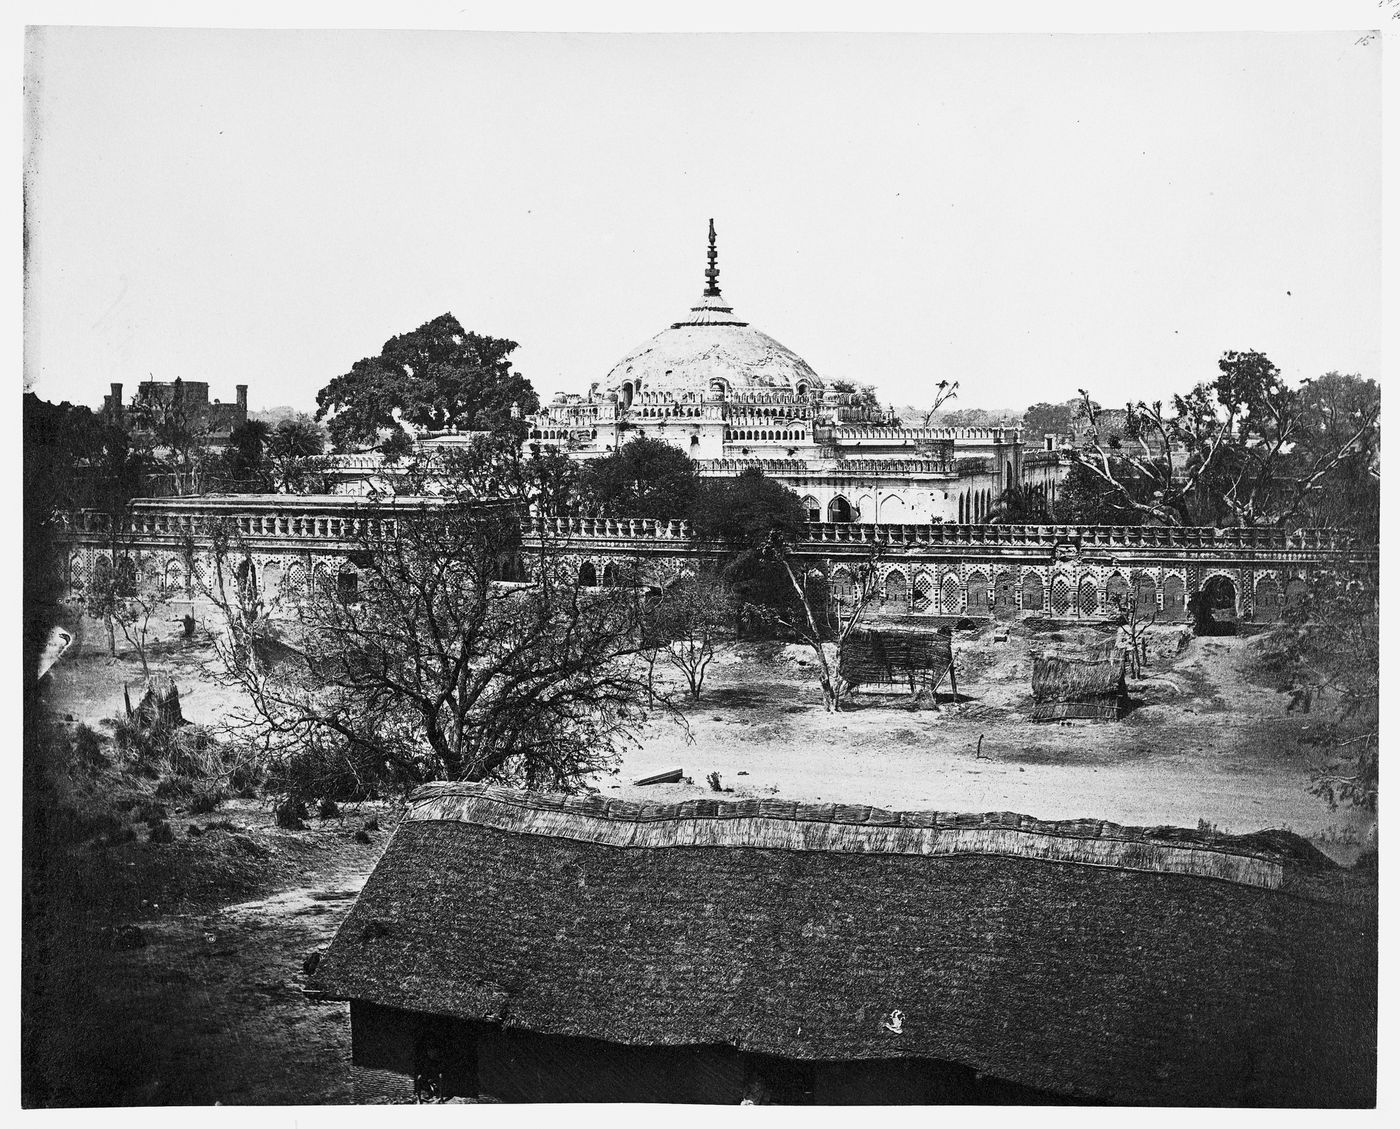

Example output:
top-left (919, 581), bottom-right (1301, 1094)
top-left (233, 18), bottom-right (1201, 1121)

top-left (1022, 399), bottom-right (1077, 437)
top-left (578, 436), bottom-right (700, 521)
top-left (315, 313), bottom-right (539, 452)
top-left (690, 466), bottom-right (806, 549)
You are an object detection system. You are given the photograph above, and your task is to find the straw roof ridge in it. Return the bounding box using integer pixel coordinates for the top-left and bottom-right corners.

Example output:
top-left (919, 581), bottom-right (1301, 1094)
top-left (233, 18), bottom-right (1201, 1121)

top-left (404, 781), bottom-right (1328, 876)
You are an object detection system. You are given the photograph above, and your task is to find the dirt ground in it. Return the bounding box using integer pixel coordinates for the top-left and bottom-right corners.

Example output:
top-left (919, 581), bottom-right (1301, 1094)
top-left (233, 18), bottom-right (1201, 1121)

top-left (612, 625), bottom-right (1374, 856)
top-left (28, 610), bottom-right (1374, 1106)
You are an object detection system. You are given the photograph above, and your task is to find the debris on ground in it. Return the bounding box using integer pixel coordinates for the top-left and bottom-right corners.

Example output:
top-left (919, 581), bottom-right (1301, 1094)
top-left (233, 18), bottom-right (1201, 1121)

top-left (634, 768), bottom-right (684, 786)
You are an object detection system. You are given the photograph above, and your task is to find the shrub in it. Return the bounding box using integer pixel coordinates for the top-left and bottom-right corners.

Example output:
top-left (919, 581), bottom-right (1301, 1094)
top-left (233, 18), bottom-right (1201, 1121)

top-left (70, 724), bottom-right (108, 773)
top-left (275, 797), bottom-right (308, 830)
top-left (188, 788), bottom-right (226, 815)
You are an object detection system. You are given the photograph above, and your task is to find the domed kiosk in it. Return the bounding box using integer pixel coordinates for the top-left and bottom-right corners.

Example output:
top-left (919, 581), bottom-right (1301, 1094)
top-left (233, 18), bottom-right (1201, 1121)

top-left (604, 220), bottom-right (823, 405)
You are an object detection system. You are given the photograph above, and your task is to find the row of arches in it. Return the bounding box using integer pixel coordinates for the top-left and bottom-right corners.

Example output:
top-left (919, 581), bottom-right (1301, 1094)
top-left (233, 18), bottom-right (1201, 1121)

top-left (575, 560), bottom-right (620, 588)
top-left (62, 548), bottom-right (1313, 624)
top-left (826, 564), bottom-right (1311, 621)
top-left (725, 428), bottom-right (806, 442)
top-left (529, 428), bottom-right (597, 441)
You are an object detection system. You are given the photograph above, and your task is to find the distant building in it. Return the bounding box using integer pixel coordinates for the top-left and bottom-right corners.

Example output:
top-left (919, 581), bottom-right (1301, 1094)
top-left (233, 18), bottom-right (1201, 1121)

top-left (103, 378), bottom-right (248, 445)
top-left (521, 222), bottom-right (1064, 524)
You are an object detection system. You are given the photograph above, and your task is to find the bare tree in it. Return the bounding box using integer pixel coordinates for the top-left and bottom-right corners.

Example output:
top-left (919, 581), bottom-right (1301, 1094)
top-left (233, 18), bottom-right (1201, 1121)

top-left (653, 568), bottom-right (735, 702)
top-left (920, 379), bottom-right (961, 428)
top-left (763, 541), bottom-right (883, 712)
top-left (1109, 592), bottom-right (1156, 679)
top-left (203, 502), bottom-right (674, 802)
top-left (1071, 356), bottom-right (1380, 529)
top-left (112, 573), bottom-right (170, 680)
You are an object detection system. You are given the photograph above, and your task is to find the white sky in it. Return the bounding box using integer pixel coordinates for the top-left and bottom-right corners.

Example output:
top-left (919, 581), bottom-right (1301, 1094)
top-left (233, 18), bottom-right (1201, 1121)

top-left (23, 24), bottom-right (1382, 415)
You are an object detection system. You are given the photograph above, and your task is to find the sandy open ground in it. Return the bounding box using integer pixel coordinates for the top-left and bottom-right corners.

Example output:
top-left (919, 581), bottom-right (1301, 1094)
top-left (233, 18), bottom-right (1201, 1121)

top-left (28, 611), bottom-right (1371, 1104)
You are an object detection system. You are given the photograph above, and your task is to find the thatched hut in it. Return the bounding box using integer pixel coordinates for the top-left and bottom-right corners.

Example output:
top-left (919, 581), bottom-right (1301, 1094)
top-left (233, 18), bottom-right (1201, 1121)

top-left (840, 628), bottom-right (956, 697)
top-left (1030, 655), bottom-right (1128, 721)
top-left (310, 782), bottom-right (1374, 1106)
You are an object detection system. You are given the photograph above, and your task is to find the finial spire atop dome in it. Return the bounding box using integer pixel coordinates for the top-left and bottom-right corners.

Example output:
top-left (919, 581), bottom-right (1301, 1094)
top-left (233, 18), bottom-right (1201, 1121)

top-left (704, 218), bottom-right (721, 297)
top-left (672, 218), bottom-right (748, 328)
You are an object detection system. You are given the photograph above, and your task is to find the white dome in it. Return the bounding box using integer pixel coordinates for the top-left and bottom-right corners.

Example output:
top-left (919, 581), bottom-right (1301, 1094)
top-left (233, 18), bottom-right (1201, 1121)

top-left (603, 221), bottom-right (824, 398)
top-left (604, 320), bottom-right (823, 398)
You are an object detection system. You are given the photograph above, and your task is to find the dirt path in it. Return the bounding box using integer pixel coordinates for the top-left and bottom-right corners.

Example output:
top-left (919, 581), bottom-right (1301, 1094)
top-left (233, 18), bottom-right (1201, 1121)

top-left (34, 814), bottom-right (385, 1106)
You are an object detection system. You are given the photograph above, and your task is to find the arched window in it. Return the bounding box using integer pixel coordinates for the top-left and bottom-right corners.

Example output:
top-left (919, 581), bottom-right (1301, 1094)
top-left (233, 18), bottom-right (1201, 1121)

top-left (966, 571), bottom-right (990, 614)
top-left (912, 572), bottom-right (934, 613)
top-left (827, 496), bottom-right (853, 523)
top-left (940, 574), bottom-right (961, 615)
top-left (1077, 577), bottom-right (1099, 618)
top-left (884, 570), bottom-right (909, 610)
top-left (1254, 575), bottom-right (1282, 622)
top-left (1104, 571), bottom-right (1130, 611)
top-left (1163, 574), bottom-right (1187, 620)
top-left (1021, 572), bottom-right (1044, 612)
top-left (800, 495), bottom-right (821, 523)
top-left (578, 561), bottom-right (597, 587)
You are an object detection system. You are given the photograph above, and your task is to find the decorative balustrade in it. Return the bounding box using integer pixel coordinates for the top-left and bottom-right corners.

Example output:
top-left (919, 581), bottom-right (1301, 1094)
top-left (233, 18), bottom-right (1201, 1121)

top-left (526, 516), bottom-right (693, 540)
top-left (798, 522), bottom-right (1367, 553)
top-left (723, 410), bottom-right (816, 426)
top-left (57, 495), bottom-right (1372, 562)
top-left (832, 425), bottom-right (1022, 442)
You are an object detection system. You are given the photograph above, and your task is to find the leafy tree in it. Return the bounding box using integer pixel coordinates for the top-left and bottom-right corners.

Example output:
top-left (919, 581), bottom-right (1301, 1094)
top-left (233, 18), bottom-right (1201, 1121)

top-left (1289, 372), bottom-right (1380, 539)
top-left (269, 415), bottom-right (326, 459)
top-left (128, 378), bottom-right (214, 496)
top-left (222, 420), bottom-right (273, 488)
top-left (988, 479), bottom-right (1057, 524)
top-left (936, 407), bottom-right (1021, 428)
top-left (579, 436), bottom-right (699, 521)
top-left (205, 504), bottom-right (670, 802)
top-left (1052, 459), bottom-right (1146, 525)
top-left (691, 467), bottom-right (806, 548)
top-left (315, 313), bottom-right (539, 452)
top-left (1022, 399), bottom-right (1076, 438)
top-left (1073, 353), bottom-right (1380, 529)
top-left (1258, 567), bottom-right (1377, 812)
top-left (379, 427), bottom-right (415, 465)
top-left (688, 468), bottom-right (806, 635)
top-left (828, 379), bottom-right (880, 410)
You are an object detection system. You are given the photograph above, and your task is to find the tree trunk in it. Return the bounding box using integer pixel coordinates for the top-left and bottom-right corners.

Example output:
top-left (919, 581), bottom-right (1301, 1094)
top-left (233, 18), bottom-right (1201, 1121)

top-left (105, 615), bottom-right (116, 657)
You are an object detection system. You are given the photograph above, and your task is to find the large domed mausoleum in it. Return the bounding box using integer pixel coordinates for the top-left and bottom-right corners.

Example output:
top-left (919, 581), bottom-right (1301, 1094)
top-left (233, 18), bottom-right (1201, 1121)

top-left (603, 223), bottom-right (823, 404)
top-left (524, 222), bottom-right (1056, 526)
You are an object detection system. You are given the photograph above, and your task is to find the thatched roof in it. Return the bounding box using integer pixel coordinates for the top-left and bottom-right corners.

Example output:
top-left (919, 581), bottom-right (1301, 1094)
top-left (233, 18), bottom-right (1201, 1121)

top-left (1031, 655), bottom-right (1126, 700)
top-left (840, 629), bottom-right (953, 690)
top-left (311, 782), bottom-right (1375, 1106)
top-left (1030, 656), bottom-right (1128, 721)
